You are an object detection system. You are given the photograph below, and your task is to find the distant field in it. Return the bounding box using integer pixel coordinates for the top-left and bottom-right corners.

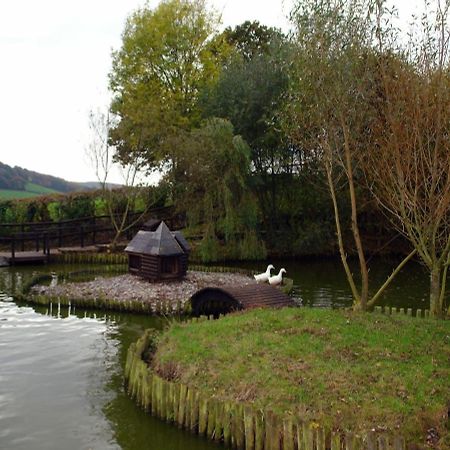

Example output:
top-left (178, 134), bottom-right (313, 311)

top-left (0, 183), bottom-right (60, 200)
top-left (24, 182), bottom-right (60, 195)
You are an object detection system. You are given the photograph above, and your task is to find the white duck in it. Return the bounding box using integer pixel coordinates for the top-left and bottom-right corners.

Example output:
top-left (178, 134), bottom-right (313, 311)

top-left (254, 264), bottom-right (275, 283)
top-left (269, 268), bottom-right (286, 286)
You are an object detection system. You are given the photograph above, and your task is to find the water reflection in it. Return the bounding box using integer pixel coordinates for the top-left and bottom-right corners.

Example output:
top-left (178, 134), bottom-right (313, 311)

top-left (0, 263), bottom-right (127, 299)
top-left (0, 266), bottom-right (225, 450)
top-left (0, 294), bottom-right (119, 450)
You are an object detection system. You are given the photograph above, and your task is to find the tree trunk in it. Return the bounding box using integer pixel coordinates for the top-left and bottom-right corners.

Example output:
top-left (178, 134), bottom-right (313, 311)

top-left (109, 231), bottom-right (121, 252)
top-left (325, 159), bottom-right (361, 304)
top-left (430, 265), bottom-right (443, 318)
top-left (341, 120), bottom-right (369, 310)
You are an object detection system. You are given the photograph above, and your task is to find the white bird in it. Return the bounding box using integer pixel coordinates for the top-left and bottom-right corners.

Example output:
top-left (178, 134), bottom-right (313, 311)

top-left (254, 264), bottom-right (275, 283)
top-left (269, 268), bottom-right (286, 286)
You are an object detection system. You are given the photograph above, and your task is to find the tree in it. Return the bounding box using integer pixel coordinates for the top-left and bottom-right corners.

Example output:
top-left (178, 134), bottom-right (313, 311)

top-left (87, 110), bottom-right (156, 250)
top-left (174, 118), bottom-right (266, 261)
top-left (284, 0), bottom-right (416, 311)
top-left (201, 23), bottom-right (292, 237)
top-left (368, 1), bottom-right (450, 317)
top-left (223, 20), bottom-right (282, 61)
top-left (108, 0), bottom-right (223, 176)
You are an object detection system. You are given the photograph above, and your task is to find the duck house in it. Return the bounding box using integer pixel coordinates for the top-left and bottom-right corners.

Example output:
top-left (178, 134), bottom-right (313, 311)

top-left (125, 221), bottom-right (190, 281)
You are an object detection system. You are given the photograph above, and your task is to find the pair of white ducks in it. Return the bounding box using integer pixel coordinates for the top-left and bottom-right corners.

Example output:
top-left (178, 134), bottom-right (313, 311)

top-left (254, 264), bottom-right (286, 286)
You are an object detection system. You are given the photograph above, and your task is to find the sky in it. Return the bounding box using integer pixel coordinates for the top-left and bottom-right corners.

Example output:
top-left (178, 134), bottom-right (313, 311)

top-left (0, 0), bottom-right (424, 184)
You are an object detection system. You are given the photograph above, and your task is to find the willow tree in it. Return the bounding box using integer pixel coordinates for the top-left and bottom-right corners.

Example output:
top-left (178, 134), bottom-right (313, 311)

top-left (175, 118), bottom-right (266, 262)
top-left (369, 1), bottom-right (450, 317)
top-left (284, 0), bottom-right (416, 311)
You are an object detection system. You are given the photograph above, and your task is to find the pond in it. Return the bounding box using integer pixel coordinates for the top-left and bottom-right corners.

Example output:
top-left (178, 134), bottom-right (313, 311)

top-left (0, 259), bottom-right (444, 450)
top-left (0, 265), bottom-right (223, 450)
top-left (234, 257), bottom-right (444, 310)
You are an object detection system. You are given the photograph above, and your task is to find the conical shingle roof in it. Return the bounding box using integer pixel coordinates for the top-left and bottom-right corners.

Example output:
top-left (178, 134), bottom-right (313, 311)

top-left (125, 221), bottom-right (185, 256)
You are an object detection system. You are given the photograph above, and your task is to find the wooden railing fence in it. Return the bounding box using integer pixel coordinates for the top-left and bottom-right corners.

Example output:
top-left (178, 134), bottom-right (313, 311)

top-left (0, 206), bottom-right (179, 263)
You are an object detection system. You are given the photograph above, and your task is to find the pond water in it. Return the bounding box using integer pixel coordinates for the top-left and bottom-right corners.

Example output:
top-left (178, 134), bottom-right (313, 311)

top-left (0, 265), bottom-right (223, 450)
top-left (234, 257), bottom-right (446, 310)
top-left (0, 259), bottom-right (445, 449)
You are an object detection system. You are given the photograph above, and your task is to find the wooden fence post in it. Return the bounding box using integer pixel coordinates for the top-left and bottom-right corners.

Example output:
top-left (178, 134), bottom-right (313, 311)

top-left (206, 399), bottom-right (216, 440)
top-left (20, 224), bottom-right (25, 251)
top-left (80, 225), bottom-right (84, 248)
top-left (330, 431), bottom-right (341, 450)
top-left (92, 216), bottom-right (96, 245)
top-left (254, 411), bottom-right (264, 450)
top-left (178, 384), bottom-right (187, 428)
top-left (198, 396), bottom-right (208, 436)
top-left (244, 405), bottom-right (256, 450)
top-left (283, 417), bottom-right (295, 450)
top-left (11, 238), bottom-right (15, 265)
top-left (222, 401), bottom-right (232, 448)
top-left (58, 222), bottom-right (62, 247)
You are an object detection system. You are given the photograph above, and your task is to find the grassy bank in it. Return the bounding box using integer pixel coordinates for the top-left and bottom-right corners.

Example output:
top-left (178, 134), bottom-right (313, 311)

top-left (152, 308), bottom-right (449, 447)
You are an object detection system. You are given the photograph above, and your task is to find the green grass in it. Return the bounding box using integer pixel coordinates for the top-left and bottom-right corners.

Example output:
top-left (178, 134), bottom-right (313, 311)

top-left (24, 182), bottom-right (59, 195)
top-left (153, 308), bottom-right (450, 445)
top-left (0, 183), bottom-right (60, 199)
top-left (0, 189), bottom-right (40, 199)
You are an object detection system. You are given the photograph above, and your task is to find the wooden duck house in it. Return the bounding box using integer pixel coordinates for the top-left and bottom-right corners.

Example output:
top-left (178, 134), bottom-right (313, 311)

top-left (125, 221), bottom-right (190, 281)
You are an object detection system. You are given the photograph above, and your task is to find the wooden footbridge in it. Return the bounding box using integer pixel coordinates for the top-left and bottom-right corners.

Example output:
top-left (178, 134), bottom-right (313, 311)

top-left (0, 207), bottom-right (179, 266)
top-left (190, 284), bottom-right (295, 317)
top-left (0, 250), bottom-right (50, 265)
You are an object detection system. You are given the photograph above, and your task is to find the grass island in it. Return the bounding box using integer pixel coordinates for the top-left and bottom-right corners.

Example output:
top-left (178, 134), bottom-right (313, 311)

top-left (127, 307), bottom-right (450, 449)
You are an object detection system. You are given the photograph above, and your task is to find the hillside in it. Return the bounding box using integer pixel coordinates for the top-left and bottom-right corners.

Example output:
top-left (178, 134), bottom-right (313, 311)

top-left (0, 162), bottom-right (101, 199)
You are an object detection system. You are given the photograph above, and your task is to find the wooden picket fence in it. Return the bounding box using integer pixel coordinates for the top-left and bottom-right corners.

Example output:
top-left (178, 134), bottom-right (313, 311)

top-left (125, 327), bottom-right (409, 450)
top-left (374, 305), bottom-right (431, 318)
top-left (29, 293), bottom-right (187, 315)
top-left (189, 264), bottom-right (258, 277)
top-left (53, 252), bottom-right (128, 265)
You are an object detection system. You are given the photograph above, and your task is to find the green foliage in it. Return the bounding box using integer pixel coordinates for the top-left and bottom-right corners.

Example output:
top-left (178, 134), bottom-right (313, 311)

top-left (201, 24), bottom-right (295, 245)
top-left (133, 196), bottom-right (146, 214)
top-left (9, 201), bottom-right (28, 223)
top-left (109, 0), bottom-right (223, 170)
top-left (176, 118), bottom-right (265, 262)
top-left (102, 4), bottom-right (408, 263)
top-left (0, 182), bottom-right (174, 225)
top-left (3, 206), bottom-right (16, 223)
top-left (197, 226), bottom-right (221, 263)
top-left (285, 0), bottom-right (378, 155)
top-left (94, 197), bottom-right (108, 216)
top-left (106, 8), bottom-right (342, 260)
top-left (292, 221), bottom-right (334, 255)
top-left (47, 201), bottom-right (62, 222)
top-left (0, 192), bottom-right (94, 223)
top-left (59, 194), bottom-right (95, 219)
top-left (202, 25), bottom-right (289, 157)
top-left (223, 20), bottom-right (284, 61)
top-left (238, 230), bottom-right (267, 260)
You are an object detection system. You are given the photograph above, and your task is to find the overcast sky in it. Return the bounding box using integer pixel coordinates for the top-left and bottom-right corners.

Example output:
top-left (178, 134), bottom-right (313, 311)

top-left (0, 0), bottom-right (424, 184)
